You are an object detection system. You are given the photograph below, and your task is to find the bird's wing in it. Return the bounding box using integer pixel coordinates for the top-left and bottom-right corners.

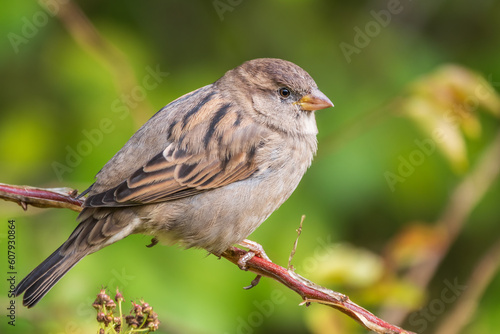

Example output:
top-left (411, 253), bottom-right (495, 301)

top-left (85, 144), bottom-right (258, 207)
top-left (84, 104), bottom-right (268, 207)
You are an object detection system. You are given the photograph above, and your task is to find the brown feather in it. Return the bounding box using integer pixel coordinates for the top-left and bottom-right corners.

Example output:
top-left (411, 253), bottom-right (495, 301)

top-left (85, 101), bottom-right (267, 207)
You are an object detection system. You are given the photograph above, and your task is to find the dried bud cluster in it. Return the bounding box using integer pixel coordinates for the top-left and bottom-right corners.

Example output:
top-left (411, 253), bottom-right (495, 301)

top-left (125, 301), bottom-right (160, 331)
top-left (93, 288), bottom-right (159, 333)
top-left (93, 289), bottom-right (117, 311)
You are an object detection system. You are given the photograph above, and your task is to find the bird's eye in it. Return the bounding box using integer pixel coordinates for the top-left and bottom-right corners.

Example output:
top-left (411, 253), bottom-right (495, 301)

top-left (278, 87), bottom-right (291, 98)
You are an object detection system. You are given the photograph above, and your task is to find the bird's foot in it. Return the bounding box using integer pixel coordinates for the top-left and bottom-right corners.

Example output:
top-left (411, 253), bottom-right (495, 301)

top-left (146, 237), bottom-right (159, 248)
top-left (238, 239), bottom-right (271, 264)
top-left (237, 239), bottom-right (271, 289)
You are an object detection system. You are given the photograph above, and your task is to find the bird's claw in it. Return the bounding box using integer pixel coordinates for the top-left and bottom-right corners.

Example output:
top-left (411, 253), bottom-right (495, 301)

top-left (146, 237), bottom-right (159, 248)
top-left (243, 275), bottom-right (262, 290)
top-left (239, 239), bottom-right (271, 262)
top-left (236, 239), bottom-right (272, 289)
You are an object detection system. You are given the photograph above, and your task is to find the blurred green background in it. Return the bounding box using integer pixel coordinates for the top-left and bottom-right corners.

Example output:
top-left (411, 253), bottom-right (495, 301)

top-left (1, 1), bottom-right (500, 333)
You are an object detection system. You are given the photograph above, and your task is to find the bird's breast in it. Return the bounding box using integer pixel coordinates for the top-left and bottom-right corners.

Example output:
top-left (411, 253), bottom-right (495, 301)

top-left (144, 134), bottom-right (316, 255)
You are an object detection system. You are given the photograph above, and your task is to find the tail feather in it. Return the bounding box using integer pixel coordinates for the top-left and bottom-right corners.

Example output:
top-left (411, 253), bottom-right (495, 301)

top-left (14, 243), bottom-right (86, 308)
top-left (14, 208), bottom-right (137, 307)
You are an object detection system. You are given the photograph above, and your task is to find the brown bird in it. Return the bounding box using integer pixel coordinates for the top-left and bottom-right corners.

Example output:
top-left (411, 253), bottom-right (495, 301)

top-left (14, 58), bottom-right (333, 307)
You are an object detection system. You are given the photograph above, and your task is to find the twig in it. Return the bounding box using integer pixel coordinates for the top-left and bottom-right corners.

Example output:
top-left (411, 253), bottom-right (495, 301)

top-left (0, 183), bottom-right (415, 334)
top-left (288, 214), bottom-right (305, 270)
top-left (0, 183), bottom-right (84, 212)
top-left (222, 247), bottom-right (415, 334)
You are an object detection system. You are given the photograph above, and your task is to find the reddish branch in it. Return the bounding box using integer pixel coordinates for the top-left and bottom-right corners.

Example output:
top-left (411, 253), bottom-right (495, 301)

top-left (0, 183), bottom-right (415, 334)
top-left (0, 183), bottom-right (83, 212)
top-left (222, 248), bottom-right (414, 334)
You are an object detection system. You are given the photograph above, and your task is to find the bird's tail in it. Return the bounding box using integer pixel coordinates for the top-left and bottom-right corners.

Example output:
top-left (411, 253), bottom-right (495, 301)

top-left (13, 222), bottom-right (89, 308)
top-left (14, 207), bottom-right (137, 307)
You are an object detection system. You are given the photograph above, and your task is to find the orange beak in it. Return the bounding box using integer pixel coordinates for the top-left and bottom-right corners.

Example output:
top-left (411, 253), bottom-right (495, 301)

top-left (296, 89), bottom-right (334, 111)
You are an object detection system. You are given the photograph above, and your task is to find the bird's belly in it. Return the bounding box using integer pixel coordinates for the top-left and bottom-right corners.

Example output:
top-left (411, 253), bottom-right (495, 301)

top-left (144, 162), bottom-right (307, 255)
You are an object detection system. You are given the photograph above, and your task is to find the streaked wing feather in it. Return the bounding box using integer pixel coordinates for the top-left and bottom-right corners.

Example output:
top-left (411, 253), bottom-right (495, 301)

top-left (85, 145), bottom-right (258, 208)
top-left (84, 91), bottom-right (269, 208)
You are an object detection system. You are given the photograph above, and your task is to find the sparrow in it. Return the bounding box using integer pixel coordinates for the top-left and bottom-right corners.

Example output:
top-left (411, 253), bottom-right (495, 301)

top-left (14, 58), bottom-right (333, 307)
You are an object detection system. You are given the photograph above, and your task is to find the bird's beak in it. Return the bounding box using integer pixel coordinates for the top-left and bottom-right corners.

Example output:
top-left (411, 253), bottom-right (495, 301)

top-left (295, 89), bottom-right (334, 111)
